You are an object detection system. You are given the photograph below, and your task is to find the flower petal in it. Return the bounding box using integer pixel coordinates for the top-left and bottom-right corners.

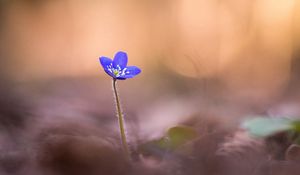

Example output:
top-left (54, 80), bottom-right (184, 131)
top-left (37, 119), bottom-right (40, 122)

top-left (113, 51), bottom-right (128, 70)
top-left (116, 77), bottom-right (127, 80)
top-left (99, 56), bottom-right (113, 68)
top-left (119, 66), bottom-right (141, 79)
top-left (99, 57), bottom-right (114, 77)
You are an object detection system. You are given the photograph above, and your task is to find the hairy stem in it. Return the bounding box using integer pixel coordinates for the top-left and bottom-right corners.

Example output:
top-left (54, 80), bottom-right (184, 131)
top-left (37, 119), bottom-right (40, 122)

top-left (112, 78), bottom-right (130, 159)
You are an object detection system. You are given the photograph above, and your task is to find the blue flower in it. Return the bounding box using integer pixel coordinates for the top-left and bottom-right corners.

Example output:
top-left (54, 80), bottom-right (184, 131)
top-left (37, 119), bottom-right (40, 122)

top-left (99, 51), bottom-right (141, 80)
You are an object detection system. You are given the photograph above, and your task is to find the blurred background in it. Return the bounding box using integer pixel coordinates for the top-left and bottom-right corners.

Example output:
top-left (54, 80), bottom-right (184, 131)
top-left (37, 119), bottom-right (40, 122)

top-left (1, 1), bottom-right (300, 174)
top-left (1, 0), bottom-right (300, 141)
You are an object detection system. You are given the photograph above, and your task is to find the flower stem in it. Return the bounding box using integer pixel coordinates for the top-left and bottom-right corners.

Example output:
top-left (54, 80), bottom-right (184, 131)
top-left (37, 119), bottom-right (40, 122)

top-left (112, 78), bottom-right (130, 159)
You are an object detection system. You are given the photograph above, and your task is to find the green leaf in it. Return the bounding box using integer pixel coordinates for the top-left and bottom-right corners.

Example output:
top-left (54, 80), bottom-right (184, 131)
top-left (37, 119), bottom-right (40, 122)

top-left (137, 125), bottom-right (198, 157)
top-left (292, 121), bottom-right (300, 133)
top-left (166, 126), bottom-right (198, 149)
top-left (242, 117), bottom-right (293, 137)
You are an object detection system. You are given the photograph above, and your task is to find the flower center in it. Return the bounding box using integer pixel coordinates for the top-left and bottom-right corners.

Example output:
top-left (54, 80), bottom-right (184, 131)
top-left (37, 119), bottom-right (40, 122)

top-left (107, 64), bottom-right (128, 77)
top-left (113, 69), bottom-right (119, 76)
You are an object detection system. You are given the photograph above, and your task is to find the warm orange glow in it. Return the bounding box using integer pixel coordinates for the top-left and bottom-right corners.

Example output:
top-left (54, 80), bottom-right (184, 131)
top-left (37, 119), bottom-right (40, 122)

top-left (1, 0), bottom-right (300, 101)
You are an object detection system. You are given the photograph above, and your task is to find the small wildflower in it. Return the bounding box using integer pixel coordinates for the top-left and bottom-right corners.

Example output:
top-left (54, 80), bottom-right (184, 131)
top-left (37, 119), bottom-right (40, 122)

top-left (99, 51), bottom-right (141, 80)
top-left (98, 51), bottom-right (141, 160)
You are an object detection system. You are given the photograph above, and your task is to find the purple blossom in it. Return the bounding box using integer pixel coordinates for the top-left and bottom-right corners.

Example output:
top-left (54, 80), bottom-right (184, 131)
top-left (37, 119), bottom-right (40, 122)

top-left (99, 51), bottom-right (141, 80)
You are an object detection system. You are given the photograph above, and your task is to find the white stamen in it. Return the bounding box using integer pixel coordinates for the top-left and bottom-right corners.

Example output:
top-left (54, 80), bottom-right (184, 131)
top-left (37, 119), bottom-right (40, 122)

top-left (120, 68), bottom-right (127, 76)
top-left (106, 65), bottom-right (126, 77)
top-left (117, 65), bottom-right (121, 71)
